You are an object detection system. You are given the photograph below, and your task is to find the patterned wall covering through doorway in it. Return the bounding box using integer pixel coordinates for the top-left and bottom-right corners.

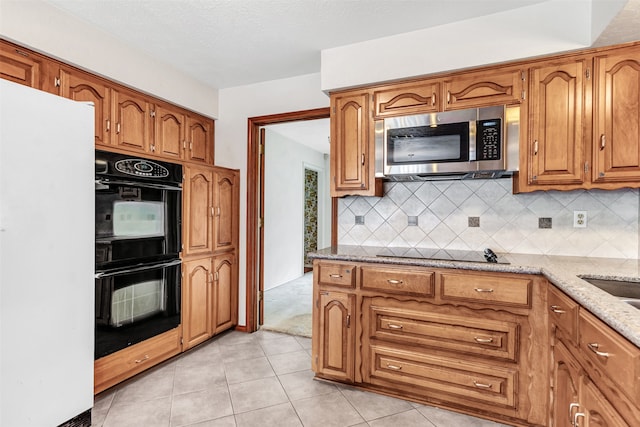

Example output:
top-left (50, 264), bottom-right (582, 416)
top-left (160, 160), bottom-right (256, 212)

top-left (304, 169), bottom-right (318, 267)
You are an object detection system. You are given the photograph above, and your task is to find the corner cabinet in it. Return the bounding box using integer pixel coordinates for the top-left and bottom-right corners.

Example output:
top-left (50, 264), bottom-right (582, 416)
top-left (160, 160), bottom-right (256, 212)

top-left (330, 90), bottom-right (381, 197)
top-left (548, 285), bottom-right (640, 426)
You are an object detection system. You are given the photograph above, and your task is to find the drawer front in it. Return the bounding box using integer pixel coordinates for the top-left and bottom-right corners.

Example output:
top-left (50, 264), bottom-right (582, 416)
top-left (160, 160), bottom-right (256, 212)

top-left (367, 301), bottom-right (518, 362)
top-left (94, 327), bottom-right (182, 394)
top-left (440, 272), bottom-right (531, 307)
top-left (548, 285), bottom-right (578, 342)
top-left (317, 262), bottom-right (356, 288)
top-left (369, 345), bottom-right (516, 408)
top-left (361, 266), bottom-right (435, 296)
top-left (578, 309), bottom-right (640, 403)
top-left (373, 81), bottom-right (440, 118)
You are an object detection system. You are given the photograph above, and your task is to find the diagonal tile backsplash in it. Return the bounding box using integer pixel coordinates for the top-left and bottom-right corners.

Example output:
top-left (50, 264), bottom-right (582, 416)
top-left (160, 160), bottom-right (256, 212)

top-left (338, 178), bottom-right (640, 259)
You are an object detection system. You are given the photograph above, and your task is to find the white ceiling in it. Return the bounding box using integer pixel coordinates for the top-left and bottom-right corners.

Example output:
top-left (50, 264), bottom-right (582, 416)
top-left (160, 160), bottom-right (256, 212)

top-left (41, 0), bottom-right (640, 154)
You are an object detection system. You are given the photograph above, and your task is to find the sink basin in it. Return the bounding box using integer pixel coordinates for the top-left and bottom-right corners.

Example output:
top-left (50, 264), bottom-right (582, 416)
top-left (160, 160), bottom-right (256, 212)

top-left (580, 277), bottom-right (640, 309)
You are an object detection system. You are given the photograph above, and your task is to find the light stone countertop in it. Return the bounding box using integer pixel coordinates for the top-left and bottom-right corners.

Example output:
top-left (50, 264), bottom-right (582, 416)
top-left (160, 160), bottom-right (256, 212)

top-left (309, 245), bottom-right (640, 348)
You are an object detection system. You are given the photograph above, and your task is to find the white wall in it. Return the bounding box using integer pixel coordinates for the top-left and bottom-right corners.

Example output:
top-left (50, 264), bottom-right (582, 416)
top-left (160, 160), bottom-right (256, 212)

top-left (217, 73), bottom-right (329, 325)
top-left (320, 0), bottom-right (627, 91)
top-left (0, 0), bottom-right (218, 117)
top-left (263, 129), bottom-right (329, 291)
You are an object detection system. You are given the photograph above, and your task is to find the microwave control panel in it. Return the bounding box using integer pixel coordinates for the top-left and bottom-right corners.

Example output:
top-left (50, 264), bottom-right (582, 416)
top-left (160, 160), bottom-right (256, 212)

top-left (476, 119), bottom-right (501, 160)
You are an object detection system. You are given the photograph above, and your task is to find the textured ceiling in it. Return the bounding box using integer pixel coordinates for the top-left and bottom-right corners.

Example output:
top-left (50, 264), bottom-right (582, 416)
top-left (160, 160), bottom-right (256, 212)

top-left (45, 0), bottom-right (552, 89)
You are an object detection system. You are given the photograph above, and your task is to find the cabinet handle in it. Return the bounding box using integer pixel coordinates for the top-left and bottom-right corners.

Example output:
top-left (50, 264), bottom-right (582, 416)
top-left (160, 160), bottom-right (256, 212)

top-left (386, 364), bottom-right (402, 371)
top-left (361, 153), bottom-right (365, 165)
top-left (600, 134), bottom-right (606, 150)
top-left (587, 342), bottom-right (610, 358)
top-left (346, 314), bottom-right (351, 328)
top-left (106, 119), bottom-right (110, 132)
top-left (329, 274), bottom-right (342, 279)
top-left (387, 279), bottom-right (403, 285)
top-left (211, 207), bottom-right (215, 217)
top-left (116, 123), bottom-right (121, 134)
top-left (134, 354), bottom-right (150, 364)
top-left (473, 381), bottom-right (492, 389)
top-left (474, 337), bottom-right (494, 343)
top-left (217, 207), bottom-right (221, 217)
top-left (150, 144), bottom-right (155, 152)
top-left (447, 90), bottom-right (451, 104)
top-left (574, 411), bottom-right (585, 427)
top-left (54, 76), bottom-right (61, 87)
top-left (569, 403), bottom-right (580, 425)
top-left (474, 288), bottom-right (494, 293)
top-left (550, 305), bottom-right (566, 314)
top-left (189, 141), bottom-right (193, 151)
top-left (431, 92), bottom-right (436, 105)
top-left (183, 140), bottom-right (187, 149)
top-left (534, 139), bottom-right (539, 155)
top-left (215, 271), bottom-right (219, 282)
top-left (387, 323), bottom-right (403, 330)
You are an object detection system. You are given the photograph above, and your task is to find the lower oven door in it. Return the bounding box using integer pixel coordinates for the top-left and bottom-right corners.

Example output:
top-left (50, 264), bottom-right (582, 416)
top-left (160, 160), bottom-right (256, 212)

top-left (95, 258), bottom-right (181, 359)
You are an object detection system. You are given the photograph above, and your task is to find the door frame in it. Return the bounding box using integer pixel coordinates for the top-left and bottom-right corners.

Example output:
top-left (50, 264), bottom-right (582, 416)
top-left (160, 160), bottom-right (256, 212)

top-left (245, 107), bottom-right (335, 333)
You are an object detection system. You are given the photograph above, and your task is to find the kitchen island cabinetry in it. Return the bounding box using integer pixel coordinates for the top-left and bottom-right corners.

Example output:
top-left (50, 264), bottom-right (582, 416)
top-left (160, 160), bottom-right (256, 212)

top-left (548, 285), bottom-right (640, 426)
top-left (330, 90), bottom-right (382, 197)
top-left (312, 260), bottom-right (549, 426)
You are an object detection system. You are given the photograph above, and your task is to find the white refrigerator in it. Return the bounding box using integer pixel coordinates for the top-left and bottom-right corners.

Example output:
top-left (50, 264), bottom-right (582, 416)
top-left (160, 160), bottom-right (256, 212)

top-left (0, 80), bottom-right (94, 426)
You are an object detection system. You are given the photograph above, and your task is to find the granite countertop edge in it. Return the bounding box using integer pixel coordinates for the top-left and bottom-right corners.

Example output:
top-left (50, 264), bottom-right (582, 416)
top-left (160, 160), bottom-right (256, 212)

top-left (309, 246), bottom-right (640, 348)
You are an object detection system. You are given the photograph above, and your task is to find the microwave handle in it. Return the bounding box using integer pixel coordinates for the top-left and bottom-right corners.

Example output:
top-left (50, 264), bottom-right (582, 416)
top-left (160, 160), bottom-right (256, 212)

top-left (95, 258), bottom-right (182, 279)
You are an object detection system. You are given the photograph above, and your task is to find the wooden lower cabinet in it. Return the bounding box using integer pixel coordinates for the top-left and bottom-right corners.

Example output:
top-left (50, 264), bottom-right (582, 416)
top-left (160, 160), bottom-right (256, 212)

top-left (94, 326), bottom-right (182, 394)
top-left (549, 285), bottom-right (640, 426)
top-left (312, 260), bottom-right (549, 426)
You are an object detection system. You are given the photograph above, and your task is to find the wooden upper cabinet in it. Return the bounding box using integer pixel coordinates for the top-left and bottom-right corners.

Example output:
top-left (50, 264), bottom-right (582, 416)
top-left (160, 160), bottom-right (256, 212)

top-left (185, 114), bottom-right (214, 164)
top-left (58, 67), bottom-right (112, 147)
top-left (373, 80), bottom-right (440, 118)
top-left (0, 42), bottom-right (44, 89)
top-left (331, 90), bottom-right (379, 196)
top-left (443, 68), bottom-right (524, 110)
top-left (183, 165), bottom-right (215, 256)
top-left (593, 47), bottom-right (640, 183)
top-left (154, 103), bottom-right (185, 160)
top-left (527, 58), bottom-right (588, 185)
top-left (113, 88), bottom-right (152, 152)
top-left (213, 168), bottom-right (239, 253)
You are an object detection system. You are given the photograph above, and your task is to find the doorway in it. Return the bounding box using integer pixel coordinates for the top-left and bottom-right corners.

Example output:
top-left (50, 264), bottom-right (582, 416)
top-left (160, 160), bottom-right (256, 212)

top-left (246, 108), bottom-right (335, 333)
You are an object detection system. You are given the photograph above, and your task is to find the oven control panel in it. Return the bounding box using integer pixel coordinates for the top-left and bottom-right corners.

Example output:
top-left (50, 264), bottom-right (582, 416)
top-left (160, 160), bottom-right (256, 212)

top-left (114, 159), bottom-right (169, 178)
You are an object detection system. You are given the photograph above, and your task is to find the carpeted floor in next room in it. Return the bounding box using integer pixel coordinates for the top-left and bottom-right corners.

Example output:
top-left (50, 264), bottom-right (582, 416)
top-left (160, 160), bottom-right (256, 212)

top-left (262, 272), bottom-right (313, 337)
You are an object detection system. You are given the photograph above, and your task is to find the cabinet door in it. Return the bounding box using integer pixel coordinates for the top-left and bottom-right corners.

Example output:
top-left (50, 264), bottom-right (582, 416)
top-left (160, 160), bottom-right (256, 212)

top-left (154, 103), bottom-right (185, 160)
top-left (331, 91), bottom-right (375, 196)
top-left (182, 257), bottom-right (213, 350)
top-left (113, 88), bottom-right (152, 152)
top-left (183, 166), bottom-right (215, 256)
top-left (593, 48), bottom-right (640, 183)
top-left (552, 341), bottom-right (581, 427)
top-left (528, 58), bottom-right (588, 185)
top-left (576, 376), bottom-right (629, 427)
top-left (443, 68), bottom-right (524, 110)
top-left (213, 169), bottom-right (239, 253)
top-left (59, 67), bottom-right (112, 147)
top-left (185, 114), bottom-right (214, 164)
top-left (0, 42), bottom-right (44, 89)
top-left (373, 80), bottom-right (440, 118)
top-left (212, 252), bottom-right (238, 335)
top-left (316, 290), bottom-right (355, 381)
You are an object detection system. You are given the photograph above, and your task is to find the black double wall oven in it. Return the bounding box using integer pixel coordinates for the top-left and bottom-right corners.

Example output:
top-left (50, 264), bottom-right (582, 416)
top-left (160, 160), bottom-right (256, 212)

top-left (95, 150), bottom-right (182, 359)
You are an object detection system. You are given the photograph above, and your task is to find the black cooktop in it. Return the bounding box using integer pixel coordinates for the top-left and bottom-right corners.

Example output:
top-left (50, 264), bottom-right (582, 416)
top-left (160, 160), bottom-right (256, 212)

top-left (376, 247), bottom-right (509, 264)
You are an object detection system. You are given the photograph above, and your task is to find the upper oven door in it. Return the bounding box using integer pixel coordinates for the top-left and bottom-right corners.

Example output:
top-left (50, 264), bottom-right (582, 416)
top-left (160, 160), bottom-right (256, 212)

top-left (95, 178), bottom-right (182, 270)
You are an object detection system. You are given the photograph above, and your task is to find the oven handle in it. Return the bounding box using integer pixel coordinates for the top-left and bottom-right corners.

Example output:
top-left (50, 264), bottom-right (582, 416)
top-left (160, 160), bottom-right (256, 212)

top-left (95, 258), bottom-right (182, 279)
top-left (95, 178), bottom-right (182, 191)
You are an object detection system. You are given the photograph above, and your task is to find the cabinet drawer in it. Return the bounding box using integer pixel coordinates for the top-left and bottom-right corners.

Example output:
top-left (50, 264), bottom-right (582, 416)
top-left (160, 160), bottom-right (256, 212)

top-left (440, 272), bottom-right (531, 307)
top-left (94, 326), bottom-right (182, 394)
top-left (578, 309), bottom-right (640, 403)
top-left (361, 266), bottom-right (435, 296)
top-left (369, 345), bottom-right (517, 408)
top-left (548, 285), bottom-right (578, 343)
top-left (317, 262), bottom-right (356, 288)
top-left (366, 299), bottom-right (518, 362)
top-left (373, 81), bottom-right (440, 118)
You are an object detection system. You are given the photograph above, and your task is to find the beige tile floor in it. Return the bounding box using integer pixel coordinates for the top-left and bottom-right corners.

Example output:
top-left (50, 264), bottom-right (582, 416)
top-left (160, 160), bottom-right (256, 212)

top-left (91, 328), bottom-right (512, 427)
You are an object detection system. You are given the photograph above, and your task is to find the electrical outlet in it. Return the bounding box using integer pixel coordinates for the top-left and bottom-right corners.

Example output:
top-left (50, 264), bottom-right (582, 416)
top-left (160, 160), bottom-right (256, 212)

top-left (573, 211), bottom-right (587, 228)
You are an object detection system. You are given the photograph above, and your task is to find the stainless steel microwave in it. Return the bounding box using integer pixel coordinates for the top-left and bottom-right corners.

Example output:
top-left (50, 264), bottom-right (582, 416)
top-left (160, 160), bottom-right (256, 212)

top-left (375, 105), bottom-right (520, 179)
